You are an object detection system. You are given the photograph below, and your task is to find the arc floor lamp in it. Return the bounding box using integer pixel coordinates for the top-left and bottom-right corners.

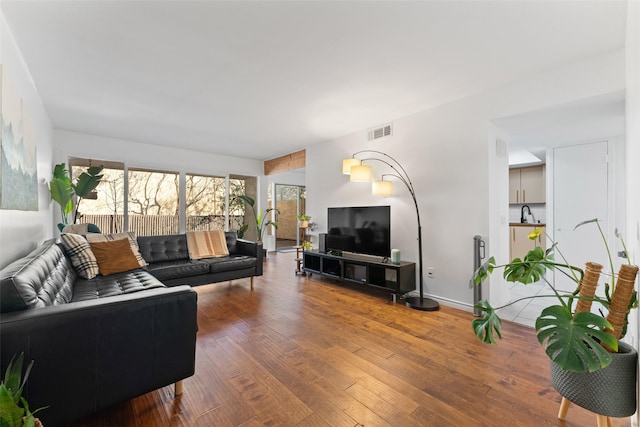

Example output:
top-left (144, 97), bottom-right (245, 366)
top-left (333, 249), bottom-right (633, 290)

top-left (342, 150), bottom-right (440, 311)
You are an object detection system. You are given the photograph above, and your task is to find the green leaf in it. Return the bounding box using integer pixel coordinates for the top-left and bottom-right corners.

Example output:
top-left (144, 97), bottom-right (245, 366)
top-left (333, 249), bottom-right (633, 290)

top-left (236, 195), bottom-right (255, 207)
top-left (535, 305), bottom-right (617, 372)
top-left (49, 177), bottom-right (74, 216)
top-left (52, 163), bottom-right (70, 181)
top-left (472, 300), bottom-right (502, 344)
top-left (72, 166), bottom-right (103, 197)
top-left (3, 354), bottom-right (24, 404)
top-left (237, 224), bottom-right (249, 238)
top-left (503, 246), bottom-right (549, 284)
top-left (0, 384), bottom-right (24, 427)
top-left (473, 256), bottom-right (495, 285)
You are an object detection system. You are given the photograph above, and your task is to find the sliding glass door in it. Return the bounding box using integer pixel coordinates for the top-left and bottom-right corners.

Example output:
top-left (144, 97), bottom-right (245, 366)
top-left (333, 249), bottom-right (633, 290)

top-left (274, 184), bottom-right (306, 250)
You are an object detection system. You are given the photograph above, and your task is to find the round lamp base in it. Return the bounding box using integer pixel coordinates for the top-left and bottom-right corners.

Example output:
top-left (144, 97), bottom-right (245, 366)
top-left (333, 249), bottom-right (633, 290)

top-left (405, 296), bottom-right (440, 311)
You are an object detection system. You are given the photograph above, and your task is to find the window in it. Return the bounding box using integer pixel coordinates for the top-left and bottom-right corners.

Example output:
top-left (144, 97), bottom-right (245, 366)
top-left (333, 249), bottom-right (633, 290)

top-left (70, 158), bottom-right (125, 234)
top-left (127, 168), bottom-right (179, 236)
top-left (185, 174), bottom-right (226, 231)
top-left (68, 157), bottom-right (258, 237)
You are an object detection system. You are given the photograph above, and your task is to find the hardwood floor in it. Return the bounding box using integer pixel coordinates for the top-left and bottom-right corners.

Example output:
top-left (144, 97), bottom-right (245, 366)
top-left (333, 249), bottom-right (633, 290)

top-left (67, 251), bottom-right (631, 426)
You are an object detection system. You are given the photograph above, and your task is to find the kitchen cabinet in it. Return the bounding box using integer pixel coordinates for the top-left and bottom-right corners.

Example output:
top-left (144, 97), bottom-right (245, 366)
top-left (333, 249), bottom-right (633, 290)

top-left (509, 165), bottom-right (545, 204)
top-left (510, 225), bottom-right (546, 261)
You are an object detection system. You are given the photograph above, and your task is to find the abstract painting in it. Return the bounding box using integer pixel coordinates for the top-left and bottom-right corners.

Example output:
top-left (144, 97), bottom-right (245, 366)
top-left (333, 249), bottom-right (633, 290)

top-left (0, 65), bottom-right (38, 211)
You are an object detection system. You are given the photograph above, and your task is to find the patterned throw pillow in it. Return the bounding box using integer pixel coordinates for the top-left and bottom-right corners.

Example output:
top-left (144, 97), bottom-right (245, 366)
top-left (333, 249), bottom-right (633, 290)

top-left (85, 232), bottom-right (147, 268)
top-left (88, 237), bottom-right (142, 276)
top-left (59, 233), bottom-right (100, 279)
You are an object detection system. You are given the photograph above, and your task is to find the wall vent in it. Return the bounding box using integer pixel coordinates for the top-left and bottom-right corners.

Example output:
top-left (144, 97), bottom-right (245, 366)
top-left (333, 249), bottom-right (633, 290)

top-left (367, 123), bottom-right (393, 141)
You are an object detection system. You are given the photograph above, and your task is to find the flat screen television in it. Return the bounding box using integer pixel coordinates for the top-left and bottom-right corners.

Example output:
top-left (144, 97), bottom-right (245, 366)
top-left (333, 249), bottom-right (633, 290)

top-left (326, 206), bottom-right (390, 257)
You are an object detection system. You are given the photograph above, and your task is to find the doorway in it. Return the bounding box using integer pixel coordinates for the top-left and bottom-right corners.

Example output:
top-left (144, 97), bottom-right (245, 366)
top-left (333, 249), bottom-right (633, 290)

top-left (491, 92), bottom-right (624, 327)
top-left (502, 155), bottom-right (549, 327)
top-left (274, 184), bottom-right (306, 251)
top-left (499, 140), bottom-right (612, 327)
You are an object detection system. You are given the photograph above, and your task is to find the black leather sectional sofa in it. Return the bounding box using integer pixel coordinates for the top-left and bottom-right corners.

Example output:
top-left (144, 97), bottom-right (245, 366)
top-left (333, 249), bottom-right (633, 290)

top-left (137, 232), bottom-right (263, 288)
top-left (0, 231), bottom-right (262, 426)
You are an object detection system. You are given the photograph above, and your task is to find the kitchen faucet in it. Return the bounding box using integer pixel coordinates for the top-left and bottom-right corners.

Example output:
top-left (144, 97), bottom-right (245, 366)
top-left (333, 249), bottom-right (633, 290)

top-left (520, 204), bottom-right (535, 223)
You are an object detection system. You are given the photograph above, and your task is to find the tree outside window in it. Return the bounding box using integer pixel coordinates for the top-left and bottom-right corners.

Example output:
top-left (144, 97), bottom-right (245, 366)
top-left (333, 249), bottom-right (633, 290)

top-left (127, 169), bottom-right (179, 236)
top-left (185, 174), bottom-right (226, 231)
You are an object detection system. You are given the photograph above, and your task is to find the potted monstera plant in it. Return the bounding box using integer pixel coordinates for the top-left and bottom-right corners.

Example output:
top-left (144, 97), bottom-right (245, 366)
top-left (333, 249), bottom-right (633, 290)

top-left (473, 219), bottom-right (638, 419)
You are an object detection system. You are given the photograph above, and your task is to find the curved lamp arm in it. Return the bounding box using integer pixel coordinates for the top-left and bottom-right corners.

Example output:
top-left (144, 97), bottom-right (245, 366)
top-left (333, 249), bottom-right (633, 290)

top-left (343, 150), bottom-right (438, 311)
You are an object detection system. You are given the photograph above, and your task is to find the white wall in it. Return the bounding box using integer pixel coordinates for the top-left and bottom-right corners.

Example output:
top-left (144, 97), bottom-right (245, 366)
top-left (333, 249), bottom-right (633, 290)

top-left (53, 129), bottom-right (264, 227)
top-left (307, 49), bottom-right (626, 309)
top-left (53, 129), bottom-right (263, 178)
top-left (0, 10), bottom-right (54, 267)
top-left (267, 170), bottom-right (305, 187)
top-left (626, 4), bottom-right (640, 415)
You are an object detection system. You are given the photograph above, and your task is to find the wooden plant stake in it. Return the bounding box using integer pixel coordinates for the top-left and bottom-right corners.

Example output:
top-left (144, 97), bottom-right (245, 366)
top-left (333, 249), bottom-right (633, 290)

top-left (605, 264), bottom-right (639, 343)
top-left (558, 262), bottom-right (603, 422)
top-left (574, 262), bottom-right (603, 314)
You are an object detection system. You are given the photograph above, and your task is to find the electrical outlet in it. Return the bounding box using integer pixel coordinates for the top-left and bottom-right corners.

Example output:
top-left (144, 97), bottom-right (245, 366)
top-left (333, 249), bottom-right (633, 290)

top-left (427, 267), bottom-right (435, 278)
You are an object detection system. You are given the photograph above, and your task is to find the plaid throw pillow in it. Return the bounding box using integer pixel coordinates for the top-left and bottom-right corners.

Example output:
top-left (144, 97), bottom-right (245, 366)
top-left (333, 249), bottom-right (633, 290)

top-left (60, 233), bottom-right (100, 279)
top-left (86, 232), bottom-right (147, 268)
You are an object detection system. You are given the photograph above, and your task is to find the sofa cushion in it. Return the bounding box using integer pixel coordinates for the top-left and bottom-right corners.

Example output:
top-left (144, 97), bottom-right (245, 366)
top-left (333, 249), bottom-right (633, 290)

top-left (0, 240), bottom-right (76, 312)
top-left (59, 233), bottom-right (100, 279)
top-left (145, 260), bottom-right (210, 282)
top-left (89, 238), bottom-right (142, 276)
top-left (202, 255), bottom-right (257, 273)
top-left (58, 223), bottom-right (100, 235)
top-left (71, 269), bottom-right (166, 302)
top-left (137, 234), bottom-right (190, 263)
top-left (86, 232), bottom-right (147, 268)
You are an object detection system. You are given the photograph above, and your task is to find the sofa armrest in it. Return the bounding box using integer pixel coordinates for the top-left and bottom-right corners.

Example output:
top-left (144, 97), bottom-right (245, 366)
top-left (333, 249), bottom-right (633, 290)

top-left (0, 286), bottom-right (198, 427)
top-left (235, 239), bottom-right (263, 275)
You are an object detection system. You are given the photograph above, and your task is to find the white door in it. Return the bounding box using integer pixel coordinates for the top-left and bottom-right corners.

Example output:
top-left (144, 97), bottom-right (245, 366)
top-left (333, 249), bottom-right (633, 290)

top-left (553, 141), bottom-right (608, 292)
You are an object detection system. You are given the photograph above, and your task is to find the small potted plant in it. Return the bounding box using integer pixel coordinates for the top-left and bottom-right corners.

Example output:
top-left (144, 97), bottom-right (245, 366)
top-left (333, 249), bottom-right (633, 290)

top-left (473, 219), bottom-right (638, 419)
top-left (0, 354), bottom-right (46, 427)
top-left (297, 214), bottom-right (311, 229)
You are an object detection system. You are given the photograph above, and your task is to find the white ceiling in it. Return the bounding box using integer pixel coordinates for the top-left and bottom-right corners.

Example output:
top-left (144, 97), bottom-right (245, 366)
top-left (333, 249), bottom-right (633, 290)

top-left (1, 1), bottom-right (628, 160)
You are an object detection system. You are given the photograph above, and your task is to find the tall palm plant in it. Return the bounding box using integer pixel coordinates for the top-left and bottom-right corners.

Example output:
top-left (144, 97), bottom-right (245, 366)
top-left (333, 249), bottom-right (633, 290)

top-left (234, 195), bottom-right (279, 242)
top-left (49, 163), bottom-right (103, 227)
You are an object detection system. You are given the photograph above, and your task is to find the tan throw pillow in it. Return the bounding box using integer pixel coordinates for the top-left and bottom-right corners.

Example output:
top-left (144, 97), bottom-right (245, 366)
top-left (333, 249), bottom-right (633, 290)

top-left (186, 230), bottom-right (229, 259)
top-left (89, 237), bottom-right (142, 276)
top-left (86, 232), bottom-right (147, 268)
top-left (59, 233), bottom-right (100, 279)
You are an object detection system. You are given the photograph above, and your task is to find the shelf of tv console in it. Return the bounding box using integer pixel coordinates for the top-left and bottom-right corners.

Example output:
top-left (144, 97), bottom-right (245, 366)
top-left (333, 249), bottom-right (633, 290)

top-left (302, 250), bottom-right (416, 302)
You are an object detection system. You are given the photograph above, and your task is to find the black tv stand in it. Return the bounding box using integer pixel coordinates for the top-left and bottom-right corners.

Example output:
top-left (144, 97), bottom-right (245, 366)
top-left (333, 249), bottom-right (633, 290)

top-left (302, 250), bottom-right (415, 302)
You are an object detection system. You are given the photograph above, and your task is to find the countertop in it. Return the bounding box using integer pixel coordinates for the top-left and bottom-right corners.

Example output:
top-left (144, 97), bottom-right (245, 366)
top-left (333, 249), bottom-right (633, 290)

top-left (509, 222), bottom-right (546, 227)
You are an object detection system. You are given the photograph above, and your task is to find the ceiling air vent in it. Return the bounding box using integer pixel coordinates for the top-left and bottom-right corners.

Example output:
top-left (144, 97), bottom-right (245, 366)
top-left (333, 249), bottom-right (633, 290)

top-left (367, 123), bottom-right (393, 141)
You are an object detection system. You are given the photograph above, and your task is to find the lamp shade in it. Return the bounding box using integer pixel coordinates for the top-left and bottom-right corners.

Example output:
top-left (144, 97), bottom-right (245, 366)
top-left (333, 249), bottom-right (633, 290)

top-left (372, 180), bottom-right (393, 196)
top-left (350, 164), bottom-right (372, 182)
top-left (342, 158), bottom-right (361, 174)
